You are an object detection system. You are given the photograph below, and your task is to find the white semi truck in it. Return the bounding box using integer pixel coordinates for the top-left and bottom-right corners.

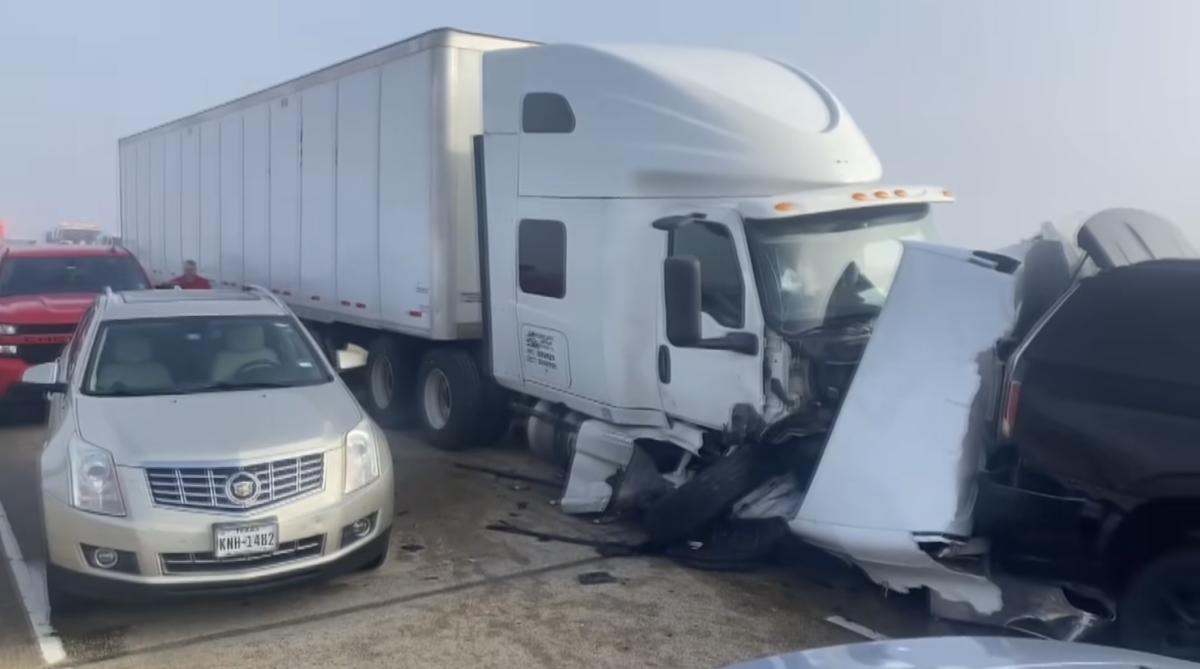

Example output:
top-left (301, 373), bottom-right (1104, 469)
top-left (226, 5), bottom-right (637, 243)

top-left (121, 28), bottom-right (1024, 613)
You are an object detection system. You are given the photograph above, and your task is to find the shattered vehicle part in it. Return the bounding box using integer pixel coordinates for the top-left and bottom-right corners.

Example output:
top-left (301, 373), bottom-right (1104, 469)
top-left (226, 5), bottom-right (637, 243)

top-left (664, 518), bottom-right (790, 572)
top-left (641, 444), bottom-right (777, 545)
top-left (732, 474), bottom-right (804, 521)
top-left (785, 242), bottom-right (1018, 613)
top-left (929, 572), bottom-right (1112, 642)
top-left (556, 418), bottom-right (703, 515)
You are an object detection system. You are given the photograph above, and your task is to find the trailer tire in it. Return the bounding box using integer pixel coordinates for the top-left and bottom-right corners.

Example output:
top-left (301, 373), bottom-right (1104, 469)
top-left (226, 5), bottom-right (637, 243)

top-left (364, 336), bottom-right (418, 428)
top-left (416, 348), bottom-right (497, 450)
top-left (641, 445), bottom-right (776, 546)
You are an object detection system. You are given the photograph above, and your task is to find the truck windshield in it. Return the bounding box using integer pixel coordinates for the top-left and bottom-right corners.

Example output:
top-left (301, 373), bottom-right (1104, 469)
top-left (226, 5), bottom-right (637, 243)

top-left (745, 203), bottom-right (934, 334)
top-left (0, 255), bottom-right (150, 297)
top-left (82, 315), bottom-right (332, 397)
top-left (58, 229), bottom-right (102, 244)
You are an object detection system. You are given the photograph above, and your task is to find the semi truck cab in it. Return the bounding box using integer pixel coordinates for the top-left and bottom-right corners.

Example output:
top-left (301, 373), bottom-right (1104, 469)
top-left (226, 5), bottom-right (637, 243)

top-left (478, 42), bottom-right (954, 430)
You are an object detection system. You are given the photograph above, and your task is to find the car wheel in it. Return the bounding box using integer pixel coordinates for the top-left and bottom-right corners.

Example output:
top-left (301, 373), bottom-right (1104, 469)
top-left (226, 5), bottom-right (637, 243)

top-left (641, 445), bottom-right (777, 546)
top-left (1117, 548), bottom-right (1200, 662)
top-left (364, 336), bottom-right (418, 429)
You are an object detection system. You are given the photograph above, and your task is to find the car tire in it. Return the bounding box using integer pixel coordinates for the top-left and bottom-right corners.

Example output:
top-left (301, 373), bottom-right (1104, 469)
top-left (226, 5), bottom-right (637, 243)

top-left (363, 336), bottom-right (418, 429)
top-left (1117, 548), bottom-right (1200, 661)
top-left (641, 445), bottom-right (777, 546)
top-left (416, 347), bottom-right (506, 450)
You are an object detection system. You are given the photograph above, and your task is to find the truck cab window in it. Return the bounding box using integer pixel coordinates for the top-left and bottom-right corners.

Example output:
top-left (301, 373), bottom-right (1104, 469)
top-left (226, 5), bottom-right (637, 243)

top-left (670, 224), bottom-right (745, 329)
top-left (518, 219), bottom-right (567, 299)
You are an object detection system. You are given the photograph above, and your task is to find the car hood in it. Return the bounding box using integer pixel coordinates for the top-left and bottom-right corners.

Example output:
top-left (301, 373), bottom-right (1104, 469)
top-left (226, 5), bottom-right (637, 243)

top-left (721, 636), bottom-right (1193, 669)
top-left (75, 383), bottom-right (363, 465)
top-left (0, 293), bottom-right (96, 323)
top-left (792, 242), bottom-right (1017, 539)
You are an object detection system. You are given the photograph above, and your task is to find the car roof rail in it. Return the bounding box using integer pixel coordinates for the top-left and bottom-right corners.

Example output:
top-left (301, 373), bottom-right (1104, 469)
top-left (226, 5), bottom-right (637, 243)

top-left (242, 284), bottom-right (286, 308)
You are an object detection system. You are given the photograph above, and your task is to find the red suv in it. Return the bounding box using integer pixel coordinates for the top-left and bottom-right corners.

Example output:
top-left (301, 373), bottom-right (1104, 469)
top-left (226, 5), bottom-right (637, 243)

top-left (0, 244), bottom-right (152, 406)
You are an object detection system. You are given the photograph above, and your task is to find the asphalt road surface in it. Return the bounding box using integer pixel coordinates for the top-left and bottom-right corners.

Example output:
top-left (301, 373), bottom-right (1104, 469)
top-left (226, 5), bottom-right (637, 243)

top-left (0, 411), bottom-right (933, 669)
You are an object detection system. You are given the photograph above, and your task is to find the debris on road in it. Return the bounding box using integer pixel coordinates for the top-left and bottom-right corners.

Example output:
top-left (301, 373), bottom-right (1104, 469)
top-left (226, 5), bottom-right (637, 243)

top-left (824, 616), bottom-right (890, 641)
top-left (576, 571), bottom-right (618, 586)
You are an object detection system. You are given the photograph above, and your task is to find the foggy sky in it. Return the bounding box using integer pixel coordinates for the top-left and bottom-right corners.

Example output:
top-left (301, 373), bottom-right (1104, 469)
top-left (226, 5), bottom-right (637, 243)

top-left (1, 0), bottom-right (1196, 250)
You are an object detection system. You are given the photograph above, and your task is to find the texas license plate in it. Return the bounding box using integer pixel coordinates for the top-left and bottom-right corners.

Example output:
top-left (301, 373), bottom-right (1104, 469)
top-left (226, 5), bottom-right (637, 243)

top-left (213, 522), bottom-right (278, 558)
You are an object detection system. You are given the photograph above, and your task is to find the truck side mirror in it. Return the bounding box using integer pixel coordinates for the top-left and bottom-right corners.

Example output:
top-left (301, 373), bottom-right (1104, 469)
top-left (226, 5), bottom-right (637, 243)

top-left (664, 256), bottom-right (702, 347)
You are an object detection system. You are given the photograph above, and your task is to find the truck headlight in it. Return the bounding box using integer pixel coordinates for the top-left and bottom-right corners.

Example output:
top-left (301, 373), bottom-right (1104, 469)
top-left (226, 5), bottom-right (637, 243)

top-left (68, 439), bottom-right (126, 516)
top-left (343, 420), bottom-right (381, 494)
top-left (0, 324), bottom-right (15, 335)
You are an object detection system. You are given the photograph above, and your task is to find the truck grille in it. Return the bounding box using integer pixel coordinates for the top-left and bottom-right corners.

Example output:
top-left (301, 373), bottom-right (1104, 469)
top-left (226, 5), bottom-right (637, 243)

top-left (160, 535), bottom-right (325, 575)
top-left (17, 344), bottom-right (65, 365)
top-left (15, 324), bottom-right (75, 335)
top-left (145, 454), bottom-right (326, 513)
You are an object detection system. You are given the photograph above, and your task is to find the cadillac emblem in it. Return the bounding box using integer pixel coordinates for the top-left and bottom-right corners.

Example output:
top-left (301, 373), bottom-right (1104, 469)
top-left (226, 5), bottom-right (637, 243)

top-left (224, 472), bottom-right (260, 505)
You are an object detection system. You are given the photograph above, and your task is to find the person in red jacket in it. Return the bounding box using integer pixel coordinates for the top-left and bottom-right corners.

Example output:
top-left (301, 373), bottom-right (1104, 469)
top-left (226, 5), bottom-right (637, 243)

top-left (164, 259), bottom-right (212, 289)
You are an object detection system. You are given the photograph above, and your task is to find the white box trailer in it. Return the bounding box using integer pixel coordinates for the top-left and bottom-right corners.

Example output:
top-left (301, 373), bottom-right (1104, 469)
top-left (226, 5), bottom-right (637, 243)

top-left (121, 27), bottom-right (1011, 616)
top-left (119, 29), bottom-right (531, 343)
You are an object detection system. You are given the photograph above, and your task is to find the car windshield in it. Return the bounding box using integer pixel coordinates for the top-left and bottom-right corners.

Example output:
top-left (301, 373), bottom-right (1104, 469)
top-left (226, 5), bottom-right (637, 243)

top-left (81, 315), bottom-right (333, 397)
top-left (0, 255), bottom-right (149, 297)
top-left (746, 203), bottom-right (935, 334)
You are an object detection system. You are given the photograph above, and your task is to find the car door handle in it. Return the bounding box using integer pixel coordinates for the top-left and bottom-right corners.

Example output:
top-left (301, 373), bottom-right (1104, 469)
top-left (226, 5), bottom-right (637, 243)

top-left (657, 345), bottom-right (671, 384)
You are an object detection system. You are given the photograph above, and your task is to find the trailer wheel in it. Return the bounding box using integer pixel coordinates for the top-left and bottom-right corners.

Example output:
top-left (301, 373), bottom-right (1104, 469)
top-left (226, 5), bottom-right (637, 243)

top-left (364, 337), bottom-right (417, 428)
top-left (1117, 548), bottom-right (1200, 661)
top-left (416, 348), bottom-right (501, 450)
top-left (641, 445), bottom-right (776, 546)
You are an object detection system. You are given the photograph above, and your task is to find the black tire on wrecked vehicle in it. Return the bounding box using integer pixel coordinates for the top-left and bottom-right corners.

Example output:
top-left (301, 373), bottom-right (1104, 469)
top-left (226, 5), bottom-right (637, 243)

top-left (363, 336), bottom-right (418, 429)
top-left (641, 444), bottom-right (777, 546)
top-left (416, 347), bottom-right (500, 450)
top-left (1116, 548), bottom-right (1200, 661)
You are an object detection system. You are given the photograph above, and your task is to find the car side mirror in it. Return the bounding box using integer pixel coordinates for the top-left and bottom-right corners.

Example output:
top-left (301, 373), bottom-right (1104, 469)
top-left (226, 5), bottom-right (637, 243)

top-left (664, 256), bottom-right (703, 347)
top-left (21, 362), bottom-right (66, 394)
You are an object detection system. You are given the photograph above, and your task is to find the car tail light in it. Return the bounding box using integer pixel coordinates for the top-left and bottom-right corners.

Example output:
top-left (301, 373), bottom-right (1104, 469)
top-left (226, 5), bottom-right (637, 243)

top-left (1000, 380), bottom-right (1021, 440)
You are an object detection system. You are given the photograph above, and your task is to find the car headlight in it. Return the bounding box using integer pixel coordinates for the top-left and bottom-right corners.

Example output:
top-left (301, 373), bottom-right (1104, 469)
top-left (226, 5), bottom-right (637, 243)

top-left (68, 439), bottom-right (126, 516)
top-left (0, 324), bottom-right (15, 336)
top-left (343, 420), bottom-right (381, 494)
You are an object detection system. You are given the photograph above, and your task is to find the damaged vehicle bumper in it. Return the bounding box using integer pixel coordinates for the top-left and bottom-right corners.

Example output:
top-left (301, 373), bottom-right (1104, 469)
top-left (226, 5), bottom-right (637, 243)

top-left (781, 242), bottom-right (1016, 610)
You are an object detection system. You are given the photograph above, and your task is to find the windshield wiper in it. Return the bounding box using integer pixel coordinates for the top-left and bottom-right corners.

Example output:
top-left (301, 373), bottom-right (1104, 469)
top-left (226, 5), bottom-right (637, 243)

top-left (180, 380), bottom-right (306, 394)
top-left (91, 387), bottom-right (181, 397)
